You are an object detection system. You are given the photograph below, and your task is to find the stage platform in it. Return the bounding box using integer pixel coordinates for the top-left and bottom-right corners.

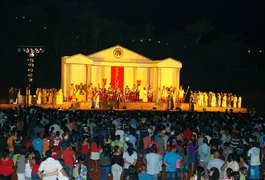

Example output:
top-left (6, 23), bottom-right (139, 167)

top-left (0, 102), bottom-right (247, 113)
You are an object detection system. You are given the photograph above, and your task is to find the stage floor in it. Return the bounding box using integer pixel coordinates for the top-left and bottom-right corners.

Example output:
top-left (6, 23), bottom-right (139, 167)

top-left (0, 102), bottom-right (247, 113)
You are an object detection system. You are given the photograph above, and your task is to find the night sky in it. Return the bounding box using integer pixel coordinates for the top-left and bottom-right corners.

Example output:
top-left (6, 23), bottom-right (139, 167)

top-left (0, 0), bottom-right (264, 109)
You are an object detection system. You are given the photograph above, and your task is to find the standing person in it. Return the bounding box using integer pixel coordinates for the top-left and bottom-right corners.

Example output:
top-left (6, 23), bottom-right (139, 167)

top-left (38, 150), bottom-right (68, 180)
top-left (247, 142), bottom-right (261, 180)
top-left (145, 147), bottom-right (163, 180)
top-left (61, 142), bottom-right (76, 180)
top-left (90, 136), bottom-right (102, 171)
top-left (138, 164), bottom-right (152, 180)
top-left (221, 153), bottom-right (239, 177)
top-left (123, 143), bottom-right (138, 177)
top-left (73, 158), bottom-right (88, 180)
top-left (80, 136), bottom-right (90, 168)
top-left (163, 145), bottom-right (183, 180)
top-left (100, 145), bottom-right (112, 180)
top-left (198, 137), bottom-right (211, 179)
top-left (0, 149), bottom-right (14, 180)
top-left (7, 130), bottom-right (17, 157)
top-left (31, 150), bottom-right (41, 180)
top-left (16, 148), bottom-right (27, 180)
top-left (207, 150), bottom-right (225, 174)
top-left (32, 133), bottom-right (44, 156)
top-left (188, 139), bottom-right (198, 175)
top-left (111, 145), bottom-right (123, 180)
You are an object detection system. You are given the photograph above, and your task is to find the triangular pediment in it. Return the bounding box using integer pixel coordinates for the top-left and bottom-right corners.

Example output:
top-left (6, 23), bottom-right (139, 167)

top-left (64, 54), bottom-right (93, 65)
top-left (87, 45), bottom-right (154, 63)
top-left (156, 58), bottom-right (182, 68)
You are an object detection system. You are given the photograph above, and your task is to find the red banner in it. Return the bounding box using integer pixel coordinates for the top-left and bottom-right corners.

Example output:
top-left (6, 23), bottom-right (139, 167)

top-left (111, 66), bottom-right (124, 89)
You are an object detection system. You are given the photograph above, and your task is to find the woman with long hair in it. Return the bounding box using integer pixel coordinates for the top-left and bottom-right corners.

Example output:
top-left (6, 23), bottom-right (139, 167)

top-left (190, 166), bottom-right (206, 180)
top-left (30, 150), bottom-right (42, 180)
top-left (90, 136), bottom-right (102, 171)
top-left (0, 149), bottom-right (14, 180)
top-left (80, 136), bottom-right (90, 168)
top-left (100, 145), bottom-right (112, 180)
top-left (209, 167), bottom-right (220, 180)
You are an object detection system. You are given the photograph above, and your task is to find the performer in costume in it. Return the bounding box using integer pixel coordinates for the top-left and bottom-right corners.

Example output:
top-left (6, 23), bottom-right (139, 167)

top-left (178, 85), bottom-right (185, 103)
top-left (147, 85), bottom-right (153, 102)
top-left (233, 94), bottom-right (238, 108)
top-left (222, 93), bottom-right (227, 108)
top-left (211, 93), bottom-right (217, 107)
top-left (217, 93), bottom-right (221, 107)
top-left (36, 88), bottom-right (42, 105)
top-left (238, 96), bottom-right (242, 108)
top-left (124, 85), bottom-right (130, 102)
top-left (68, 83), bottom-right (75, 102)
top-left (142, 87), bottom-right (148, 102)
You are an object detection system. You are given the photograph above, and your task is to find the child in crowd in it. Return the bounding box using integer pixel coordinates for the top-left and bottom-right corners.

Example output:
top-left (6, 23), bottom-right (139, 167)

top-left (73, 158), bottom-right (88, 180)
top-left (138, 164), bottom-right (152, 180)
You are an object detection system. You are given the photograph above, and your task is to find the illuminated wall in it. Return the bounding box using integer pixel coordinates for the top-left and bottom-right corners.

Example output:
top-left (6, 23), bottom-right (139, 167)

top-left (70, 64), bottom-right (86, 85)
top-left (124, 67), bottom-right (134, 88)
top-left (160, 68), bottom-right (174, 88)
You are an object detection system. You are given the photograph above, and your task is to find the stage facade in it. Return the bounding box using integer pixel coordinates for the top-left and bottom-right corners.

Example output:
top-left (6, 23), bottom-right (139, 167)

top-left (61, 45), bottom-right (182, 102)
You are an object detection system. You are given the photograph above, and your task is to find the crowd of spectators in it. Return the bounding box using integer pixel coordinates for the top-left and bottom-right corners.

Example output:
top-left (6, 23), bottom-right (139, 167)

top-left (0, 106), bottom-right (264, 180)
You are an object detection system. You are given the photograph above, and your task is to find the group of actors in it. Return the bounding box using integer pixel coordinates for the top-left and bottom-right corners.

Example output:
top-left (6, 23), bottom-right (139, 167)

top-left (189, 91), bottom-right (242, 109)
top-left (8, 87), bottom-right (64, 106)
top-left (67, 83), bottom-right (185, 109)
top-left (8, 85), bottom-right (243, 110)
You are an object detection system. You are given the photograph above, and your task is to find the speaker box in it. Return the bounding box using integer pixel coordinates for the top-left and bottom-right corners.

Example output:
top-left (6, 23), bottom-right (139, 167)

top-left (122, 106), bottom-right (126, 109)
top-left (152, 107), bottom-right (156, 110)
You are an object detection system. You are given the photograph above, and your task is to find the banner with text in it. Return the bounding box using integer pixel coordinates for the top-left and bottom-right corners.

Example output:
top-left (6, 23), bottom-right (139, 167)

top-left (111, 66), bottom-right (124, 89)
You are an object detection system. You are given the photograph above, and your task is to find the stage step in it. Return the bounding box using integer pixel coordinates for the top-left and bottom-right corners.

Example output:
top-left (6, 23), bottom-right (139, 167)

top-left (120, 102), bottom-right (167, 110)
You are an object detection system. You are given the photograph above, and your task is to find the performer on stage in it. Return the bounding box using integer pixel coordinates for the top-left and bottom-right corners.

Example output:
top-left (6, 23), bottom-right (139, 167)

top-left (233, 94), bottom-right (238, 108)
top-left (142, 87), bottom-right (148, 102)
top-left (217, 93), bottom-right (221, 107)
top-left (56, 89), bottom-right (63, 105)
top-left (68, 83), bottom-right (75, 102)
top-left (161, 86), bottom-right (168, 103)
top-left (222, 93), bottom-right (227, 108)
top-left (238, 96), bottom-right (242, 108)
top-left (36, 88), bottom-right (42, 105)
top-left (211, 93), bottom-right (217, 107)
top-left (177, 85), bottom-right (185, 103)
top-left (147, 85), bottom-right (153, 102)
top-left (108, 83), bottom-right (114, 102)
top-left (124, 85), bottom-right (130, 102)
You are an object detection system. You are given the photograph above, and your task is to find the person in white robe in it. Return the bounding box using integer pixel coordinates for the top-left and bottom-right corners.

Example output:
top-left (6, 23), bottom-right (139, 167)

top-left (142, 87), bottom-right (148, 102)
top-left (233, 95), bottom-right (238, 108)
top-left (222, 93), bottom-right (227, 108)
top-left (37, 88), bottom-right (42, 104)
top-left (211, 93), bottom-right (217, 107)
top-left (238, 96), bottom-right (242, 108)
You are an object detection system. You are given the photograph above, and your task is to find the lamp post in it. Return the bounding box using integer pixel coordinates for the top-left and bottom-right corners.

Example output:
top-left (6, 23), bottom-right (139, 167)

top-left (17, 46), bottom-right (44, 106)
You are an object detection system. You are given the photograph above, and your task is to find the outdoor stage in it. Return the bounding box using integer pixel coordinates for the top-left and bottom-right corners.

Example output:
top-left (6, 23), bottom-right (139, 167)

top-left (0, 102), bottom-right (247, 113)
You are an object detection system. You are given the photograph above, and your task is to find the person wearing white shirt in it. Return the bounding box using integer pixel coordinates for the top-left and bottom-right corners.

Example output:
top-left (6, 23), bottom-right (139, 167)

top-left (123, 143), bottom-right (138, 176)
top-left (207, 150), bottom-right (224, 173)
top-left (145, 147), bottom-right (163, 180)
top-left (247, 142), bottom-right (261, 180)
top-left (38, 150), bottom-right (68, 180)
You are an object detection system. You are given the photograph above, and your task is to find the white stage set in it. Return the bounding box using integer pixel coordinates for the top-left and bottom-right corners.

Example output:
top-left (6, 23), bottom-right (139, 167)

top-left (61, 45), bottom-right (182, 106)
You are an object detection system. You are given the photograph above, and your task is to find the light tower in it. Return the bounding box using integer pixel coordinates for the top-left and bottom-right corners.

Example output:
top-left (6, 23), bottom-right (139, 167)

top-left (17, 46), bottom-right (45, 106)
